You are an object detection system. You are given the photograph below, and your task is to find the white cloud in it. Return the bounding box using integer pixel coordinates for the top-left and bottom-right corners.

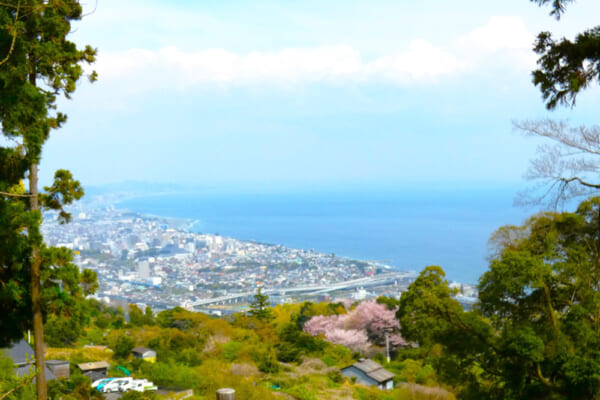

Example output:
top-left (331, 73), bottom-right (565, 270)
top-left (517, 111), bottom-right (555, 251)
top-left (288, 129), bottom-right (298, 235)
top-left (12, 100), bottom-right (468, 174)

top-left (454, 16), bottom-right (537, 73)
top-left (94, 43), bottom-right (462, 91)
top-left (369, 40), bottom-right (464, 83)
top-left (460, 16), bottom-right (534, 52)
top-left (90, 16), bottom-right (536, 92)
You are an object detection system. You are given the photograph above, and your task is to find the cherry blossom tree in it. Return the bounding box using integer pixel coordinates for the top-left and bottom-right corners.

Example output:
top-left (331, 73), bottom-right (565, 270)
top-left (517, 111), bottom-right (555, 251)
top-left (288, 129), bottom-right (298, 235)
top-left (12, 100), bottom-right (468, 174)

top-left (325, 328), bottom-right (369, 353)
top-left (304, 301), bottom-right (406, 351)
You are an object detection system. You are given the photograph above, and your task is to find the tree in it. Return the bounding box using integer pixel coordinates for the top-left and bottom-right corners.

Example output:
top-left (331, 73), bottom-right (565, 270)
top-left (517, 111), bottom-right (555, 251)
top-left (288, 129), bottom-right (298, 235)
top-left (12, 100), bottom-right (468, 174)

top-left (113, 334), bottom-right (135, 360)
top-left (248, 287), bottom-right (273, 321)
top-left (398, 197), bottom-right (600, 399)
top-left (515, 119), bottom-right (600, 207)
top-left (304, 301), bottom-right (406, 351)
top-left (143, 306), bottom-right (156, 326)
top-left (515, 1), bottom-right (600, 206)
top-left (0, 1), bottom-right (96, 398)
top-left (376, 295), bottom-right (402, 310)
top-left (529, 0), bottom-right (600, 109)
top-left (129, 304), bottom-right (145, 327)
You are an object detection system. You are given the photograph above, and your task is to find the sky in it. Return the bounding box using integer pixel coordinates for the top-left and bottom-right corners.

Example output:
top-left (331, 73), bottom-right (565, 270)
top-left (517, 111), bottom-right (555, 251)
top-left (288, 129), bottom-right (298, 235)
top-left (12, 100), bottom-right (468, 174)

top-left (38, 0), bottom-right (600, 191)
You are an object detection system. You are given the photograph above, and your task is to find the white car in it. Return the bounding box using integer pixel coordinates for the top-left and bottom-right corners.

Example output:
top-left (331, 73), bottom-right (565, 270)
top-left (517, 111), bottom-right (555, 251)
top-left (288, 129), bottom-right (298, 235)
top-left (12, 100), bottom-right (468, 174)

top-left (125, 379), bottom-right (158, 392)
top-left (96, 377), bottom-right (133, 393)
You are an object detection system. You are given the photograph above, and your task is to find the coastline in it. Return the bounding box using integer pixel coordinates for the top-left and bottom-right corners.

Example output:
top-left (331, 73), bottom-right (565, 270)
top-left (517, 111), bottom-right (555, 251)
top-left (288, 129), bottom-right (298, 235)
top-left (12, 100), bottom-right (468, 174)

top-left (74, 186), bottom-right (530, 285)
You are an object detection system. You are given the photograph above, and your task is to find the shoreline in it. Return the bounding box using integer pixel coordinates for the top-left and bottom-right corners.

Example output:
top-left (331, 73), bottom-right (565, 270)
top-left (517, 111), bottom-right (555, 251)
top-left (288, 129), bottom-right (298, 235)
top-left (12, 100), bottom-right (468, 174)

top-left (83, 191), bottom-right (493, 285)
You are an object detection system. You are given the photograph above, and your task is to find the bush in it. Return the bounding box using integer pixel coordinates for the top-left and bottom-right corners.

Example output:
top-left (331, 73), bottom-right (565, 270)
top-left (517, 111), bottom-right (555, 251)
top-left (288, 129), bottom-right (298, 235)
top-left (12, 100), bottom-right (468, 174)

top-left (354, 386), bottom-right (394, 400)
top-left (276, 342), bottom-right (302, 363)
top-left (390, 359), bottom-right (439, 387)
top-left (113, 334), bottom-right (134, 360)
top-left (120, 391), bottom-right (158, 400)
top-left (45, 315), bottom-right (82, 347)
top-left (222, 341), bottom-right (244, 362)
top-left (392, 383), bottom-right (456, 400)
top-left (327, 370), bottom-right (344, 384)
top-left (321, 344), bottom-right (353, 367)
top-left (284, 385), bottom-right (317, 400)
top-left (258, 356), bottom-right (280, 373)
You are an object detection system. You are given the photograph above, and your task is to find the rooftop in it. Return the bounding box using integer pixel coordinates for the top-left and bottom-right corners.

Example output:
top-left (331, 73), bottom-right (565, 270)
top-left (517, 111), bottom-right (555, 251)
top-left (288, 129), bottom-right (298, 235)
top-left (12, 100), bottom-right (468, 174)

top-left (343, 359), bottom-right (395, 383)
top-left (77, 361), bottom-right (110, 371)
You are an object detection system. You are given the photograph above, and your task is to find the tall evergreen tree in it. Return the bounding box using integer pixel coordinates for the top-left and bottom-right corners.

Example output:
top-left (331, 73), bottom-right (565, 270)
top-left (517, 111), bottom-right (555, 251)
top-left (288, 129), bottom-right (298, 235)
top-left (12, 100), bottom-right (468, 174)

top-left (249, 287), bottom-right (274, 321)
top-left (0, 1), bottom-right (97, 398)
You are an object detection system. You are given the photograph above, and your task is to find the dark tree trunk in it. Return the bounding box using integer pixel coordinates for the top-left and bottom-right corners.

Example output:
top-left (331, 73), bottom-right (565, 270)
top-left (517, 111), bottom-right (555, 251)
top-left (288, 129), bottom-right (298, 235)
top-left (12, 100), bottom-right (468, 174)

top-left (29, 162), bottom-right (47, 400)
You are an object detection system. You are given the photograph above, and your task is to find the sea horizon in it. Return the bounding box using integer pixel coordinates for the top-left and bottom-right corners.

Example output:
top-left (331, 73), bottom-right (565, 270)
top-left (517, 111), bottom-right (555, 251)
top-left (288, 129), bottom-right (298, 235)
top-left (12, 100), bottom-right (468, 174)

top-left (114, 185), bottom-right (531, 284)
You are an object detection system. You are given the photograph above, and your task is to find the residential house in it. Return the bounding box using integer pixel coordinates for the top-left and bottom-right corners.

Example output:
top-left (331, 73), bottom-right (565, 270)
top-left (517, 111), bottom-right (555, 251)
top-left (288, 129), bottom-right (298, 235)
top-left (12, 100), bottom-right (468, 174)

top-left (1, 340), bottom-right (58, 381)
top-left (132, 347), bottom-right (157, 363)
top-left (341, 358), bottom-right (395, 390)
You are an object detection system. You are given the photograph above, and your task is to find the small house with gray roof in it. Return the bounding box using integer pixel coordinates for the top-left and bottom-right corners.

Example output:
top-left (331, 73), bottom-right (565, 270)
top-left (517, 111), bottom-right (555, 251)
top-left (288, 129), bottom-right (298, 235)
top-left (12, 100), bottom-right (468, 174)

top-left (341, 358), bottom-right (395, 390)
top-left (1, 340), bottom-right (58, 381)
top-left (132, 346), bottom-right (157, 363)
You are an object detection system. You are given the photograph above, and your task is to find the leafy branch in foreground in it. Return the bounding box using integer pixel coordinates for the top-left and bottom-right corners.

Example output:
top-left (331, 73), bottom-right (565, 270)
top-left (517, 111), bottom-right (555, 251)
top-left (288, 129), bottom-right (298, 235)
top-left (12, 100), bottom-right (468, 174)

top-left (528, 0), bottom-right (600, 109)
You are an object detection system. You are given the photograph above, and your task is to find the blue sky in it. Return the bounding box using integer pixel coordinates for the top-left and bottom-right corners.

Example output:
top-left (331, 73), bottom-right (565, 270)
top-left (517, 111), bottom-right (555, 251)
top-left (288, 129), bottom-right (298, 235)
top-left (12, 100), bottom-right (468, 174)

top-left (39, 0), bottom-right (600, 191)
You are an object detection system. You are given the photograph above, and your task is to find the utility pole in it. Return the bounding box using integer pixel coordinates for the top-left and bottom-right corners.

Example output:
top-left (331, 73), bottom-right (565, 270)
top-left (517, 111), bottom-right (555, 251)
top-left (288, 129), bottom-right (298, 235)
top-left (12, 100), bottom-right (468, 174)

top-left (386, 334), bottom-right (390, 363)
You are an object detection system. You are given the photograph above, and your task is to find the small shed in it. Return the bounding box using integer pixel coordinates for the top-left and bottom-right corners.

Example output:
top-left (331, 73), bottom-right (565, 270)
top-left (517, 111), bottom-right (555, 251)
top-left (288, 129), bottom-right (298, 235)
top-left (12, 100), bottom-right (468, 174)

top-left (46, 360), bottom-right (70, 379)
top-left (132, 346), bottom-right (157, 363)
top-left (341, 359), bottom-right (395, 390)
top-left (77, 361), bottom-right (110, 380)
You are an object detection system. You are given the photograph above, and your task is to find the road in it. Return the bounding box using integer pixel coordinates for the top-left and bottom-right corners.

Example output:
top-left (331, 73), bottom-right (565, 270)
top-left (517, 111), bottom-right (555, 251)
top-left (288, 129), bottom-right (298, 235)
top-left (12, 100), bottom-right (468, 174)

top-left (185, 271), bottom-right (416, 308)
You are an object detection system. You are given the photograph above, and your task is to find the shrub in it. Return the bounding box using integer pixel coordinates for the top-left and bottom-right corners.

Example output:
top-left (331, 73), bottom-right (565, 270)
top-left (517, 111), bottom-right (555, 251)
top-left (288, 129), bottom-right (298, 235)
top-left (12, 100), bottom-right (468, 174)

top-left (222, 341), bottom-right (244, 362)
top-left (327, 370), bottom-right (344, 384)
top-left (284, 385), bottom-right (317, 400)
top-left (276, 342), bottom-right (302, 363)
top-left (321, 344), bottom-right (353, 367)
top-left (113, 334), bottom-right (134, 360)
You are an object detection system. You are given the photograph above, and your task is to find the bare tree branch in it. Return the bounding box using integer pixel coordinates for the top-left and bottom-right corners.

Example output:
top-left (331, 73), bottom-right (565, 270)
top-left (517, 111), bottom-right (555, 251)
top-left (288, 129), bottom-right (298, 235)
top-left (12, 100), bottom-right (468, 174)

top-left (81, 0), bottom-right (98, 18)
top-left (514, 119), bottom-right (600, 208)
top-left (560, 176), bottom-right (600, 189)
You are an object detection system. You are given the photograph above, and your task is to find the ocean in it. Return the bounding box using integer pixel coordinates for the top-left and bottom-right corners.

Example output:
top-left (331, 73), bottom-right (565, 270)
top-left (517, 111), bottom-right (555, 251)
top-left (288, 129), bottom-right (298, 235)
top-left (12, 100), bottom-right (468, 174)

top-left (116, 187), bottom-right (529, 284)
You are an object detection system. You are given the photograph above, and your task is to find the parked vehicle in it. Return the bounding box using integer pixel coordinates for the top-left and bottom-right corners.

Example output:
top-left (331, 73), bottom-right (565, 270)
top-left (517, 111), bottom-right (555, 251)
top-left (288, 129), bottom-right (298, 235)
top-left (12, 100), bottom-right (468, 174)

top-left (95, 377), bottom-right (133, 393)
top-left (125, 379), bottom-right (158, 392)
top-left (93, 377), bottom-right (157, 393)
top-left (91, 378), bottom-right (111, 389)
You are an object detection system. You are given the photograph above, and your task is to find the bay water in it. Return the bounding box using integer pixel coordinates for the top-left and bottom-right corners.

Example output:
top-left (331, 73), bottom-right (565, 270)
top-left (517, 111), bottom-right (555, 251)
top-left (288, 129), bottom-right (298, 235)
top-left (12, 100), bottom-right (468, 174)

top-left (116, 186), bottom-right (529, 284)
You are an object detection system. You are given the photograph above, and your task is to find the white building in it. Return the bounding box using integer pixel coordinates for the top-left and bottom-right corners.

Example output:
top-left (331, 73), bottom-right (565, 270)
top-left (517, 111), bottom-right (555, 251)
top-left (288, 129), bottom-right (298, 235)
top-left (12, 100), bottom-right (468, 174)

top-left (137, 261), bottom-right (150, 280)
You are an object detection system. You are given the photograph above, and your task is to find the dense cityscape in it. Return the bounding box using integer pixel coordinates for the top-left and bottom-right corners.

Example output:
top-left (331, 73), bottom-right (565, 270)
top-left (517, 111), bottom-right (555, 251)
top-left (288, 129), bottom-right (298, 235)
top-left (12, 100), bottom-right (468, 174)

top-left (41, 196), bottom-right (477, 312)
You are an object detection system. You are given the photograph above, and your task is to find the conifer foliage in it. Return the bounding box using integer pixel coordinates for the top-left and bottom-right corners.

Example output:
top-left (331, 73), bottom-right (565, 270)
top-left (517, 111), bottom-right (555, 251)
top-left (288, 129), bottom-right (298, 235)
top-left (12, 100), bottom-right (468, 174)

top-left (530, 0), bottom-right (600, 109)
top-left (0, 1), bottom-right (97, 398)
top-left (249, 287), bottom-right (274, 321)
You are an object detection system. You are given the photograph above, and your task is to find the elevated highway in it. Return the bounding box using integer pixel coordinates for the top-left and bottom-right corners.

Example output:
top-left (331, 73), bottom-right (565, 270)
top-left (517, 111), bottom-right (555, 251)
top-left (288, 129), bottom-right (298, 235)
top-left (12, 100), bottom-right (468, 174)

top-left (184, 271), bottom-right (416, 308)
